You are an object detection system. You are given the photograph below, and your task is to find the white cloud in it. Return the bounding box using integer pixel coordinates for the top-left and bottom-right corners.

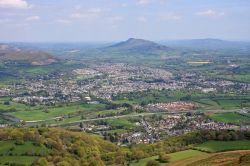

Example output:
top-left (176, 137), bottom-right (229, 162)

top-left (26, 16), bottom-right (40, 21)
top-left (137, 0), bottom-right (152, 5)
top-left (71, 8), bottom-right (102, 19)
top-left (160, 13), bottom-right (182, 21)
top-left (107, 16), bottom-right (123, 23)
top-left (56, 19), bottom-right (71, 24)
top-left (196, 9), bottom-right (225, 17)
top-left (0, 18), bottom-right (10, 23)
top-left (0, 0), bottom-right (31, 9)
top-left (137, 16), bottom-right (147, 23)
top-left (121, 3), bottom-right (128, 7)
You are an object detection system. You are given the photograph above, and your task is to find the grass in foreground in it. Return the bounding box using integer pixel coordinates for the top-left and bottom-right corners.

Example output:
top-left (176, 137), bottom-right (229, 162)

top-left (194, 140), bottom-right (250, 153)
top-left (130, 150), bottom-right (206, 166)
top-left (0, 140), bottom-right (49, 166)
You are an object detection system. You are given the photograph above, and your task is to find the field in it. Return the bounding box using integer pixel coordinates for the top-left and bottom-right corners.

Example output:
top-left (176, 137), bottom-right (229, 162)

top-left (0, 140), bottom-right (49, 166)
top-left (107, 119), bottom-right (135, 130)
top-left (209, 112), bottom-right (250, 124)
top-left (0, 156), bottom-right (36, 166)
top-left (131, 150), bottom-right (207, 166)
top-left (194, 140), bottom-right (250, 153)
top-left (0, 97), bottom-right (34, 112)
top-left (8, 103), bottom-right (106, 121)
top-left (188, 150), bottom-right (250, 166)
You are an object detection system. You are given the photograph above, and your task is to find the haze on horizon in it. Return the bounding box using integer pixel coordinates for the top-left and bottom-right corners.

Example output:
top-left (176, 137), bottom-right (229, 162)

top-left (0, 0), bottom-right (249, 42)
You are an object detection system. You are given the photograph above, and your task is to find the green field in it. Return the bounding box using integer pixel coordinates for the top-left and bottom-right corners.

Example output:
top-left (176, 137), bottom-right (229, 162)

top-left (194, 140), bottom-right (250, 153)
top-left (114, 89), bottom-right (250, 110)
top-left (0, 97), bottom-right (34, 112)
top-left (8, 103), bottom-right (106, 121)
top-left (0, 156), bottom-right (36, 166)
top-left (0, 140), bottom-right (49, 166)
top-left (107, 119), bottom-right (135, 129)
top-left (209, 112), bottom-right (250, 124)
top-left (131, 150), bottom-right (206, 166)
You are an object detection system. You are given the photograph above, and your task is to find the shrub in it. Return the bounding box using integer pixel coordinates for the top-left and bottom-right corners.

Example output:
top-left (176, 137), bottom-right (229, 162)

top-left (146, 160), bottom-right (159, 166)
top-left (158, 152), bottom-right (170, 163)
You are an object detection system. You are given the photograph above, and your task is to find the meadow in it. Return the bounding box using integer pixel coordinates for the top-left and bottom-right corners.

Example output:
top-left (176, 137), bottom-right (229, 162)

top-left (0, 140), bottom-right (49, 166)
top-left (209, 112), bottom-right (250, 124)
top-left (130, 150), bottom-right (207, 166)
top-left (8, 103), bottom-right (106, 121)
top-left (194, 140), bottom-right (250, 152)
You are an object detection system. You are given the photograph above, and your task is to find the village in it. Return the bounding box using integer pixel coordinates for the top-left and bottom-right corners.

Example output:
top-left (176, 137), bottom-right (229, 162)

top-left (79, 112), bottom-right (238, 145)
top-left (0, 63), bottom-right (249, 106)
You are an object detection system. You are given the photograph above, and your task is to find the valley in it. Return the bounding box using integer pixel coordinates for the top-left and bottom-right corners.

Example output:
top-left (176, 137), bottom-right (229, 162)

top-left (0, 38), bottom-right (250, 165)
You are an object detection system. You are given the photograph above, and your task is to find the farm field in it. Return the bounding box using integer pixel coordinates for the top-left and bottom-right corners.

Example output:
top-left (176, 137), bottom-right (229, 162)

top-left (0, 97), bottom-right (35, 112)
top-left (8, 103), bottom-right (106, 121)
top-left (131, 150), bottom-right (207, 166)
top-left (209, 112), bottom-right (250, 124)
top-left (0, 140), bottom-right (49, 166)
top-left (0, 156), bottom-right (36, 166)
top-left (194, 140), bottom-right (250, 153)
top-left (188, 150), bottom-right (250, 166)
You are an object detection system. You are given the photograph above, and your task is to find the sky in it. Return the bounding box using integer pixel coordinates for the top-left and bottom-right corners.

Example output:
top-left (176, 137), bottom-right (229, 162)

top-left (0, 0), bottom-right (250, 42)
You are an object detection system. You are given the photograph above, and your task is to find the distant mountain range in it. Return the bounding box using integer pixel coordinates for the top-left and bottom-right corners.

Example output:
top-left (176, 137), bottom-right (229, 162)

top-left (0, 44), bottom-right (58, 65)
top-left (101, 38), bottom-right (172, 56)
top-left (1, 38), bottom-right (250, 63)
top-left (162, 38), bottom-right (250, 50)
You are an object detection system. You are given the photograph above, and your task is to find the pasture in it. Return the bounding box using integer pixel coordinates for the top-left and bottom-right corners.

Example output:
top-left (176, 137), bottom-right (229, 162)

top-left (194, 140), bottom-right (250, 153)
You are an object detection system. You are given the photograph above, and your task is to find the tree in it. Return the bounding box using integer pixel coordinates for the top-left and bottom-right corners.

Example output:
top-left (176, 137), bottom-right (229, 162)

top-left (146, 160), bottom-right (159, 166)
top-left (3, 101), bottom-right (10, 105)
top-left (158, 152), bottom-right (170, 163)
top-left (56, 161), bottom-right (70, 166)
top-left (131, 149), bottom-right (145, 161)
top-left (79, 122), bottom-right (84, 129)
top-left (33, 157), bottom-right (48, 166)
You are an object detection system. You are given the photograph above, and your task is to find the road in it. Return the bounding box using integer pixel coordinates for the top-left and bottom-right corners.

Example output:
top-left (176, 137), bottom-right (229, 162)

top-left (25, 108), bottom-right (246, 126)
top-left (30, 112), bottom-right (165, 127)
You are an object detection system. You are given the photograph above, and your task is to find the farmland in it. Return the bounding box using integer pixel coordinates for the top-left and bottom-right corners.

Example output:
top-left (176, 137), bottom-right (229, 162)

top-left (130, 150), bottom-right (208, 166)
top-left (194, 140), bottom-right (250, 153)
top-left (0, 140), bottom-right (49, 166)
top-left (209, 112), bottom-right (250, 124)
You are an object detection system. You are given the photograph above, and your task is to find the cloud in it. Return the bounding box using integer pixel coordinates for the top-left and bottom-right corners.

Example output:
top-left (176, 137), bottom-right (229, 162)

top-left (0, 18), bottom-right (10, 23)
top-left (0, 0), bottom-right (31, 9)
top-left (56, 19), bottom-right (71, 24)
top-left (137, 16), bottom-right (147, 23)
top-left (160, 13), bottom-right (182, 21)
top-left (137, 0), bottom-right (152, 5)
top-left (107, 16), bottom-right (123, 23)
top-left (121, 3), bottom-right (128, 7)
top-left (26, 16), bottom-right (40, 21)
top-left (196, 9), bottom-right (225, 17)
top-left (71, 8), bottom-right (102, 19)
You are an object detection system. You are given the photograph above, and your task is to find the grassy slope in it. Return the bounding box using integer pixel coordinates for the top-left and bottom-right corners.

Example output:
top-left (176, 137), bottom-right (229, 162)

top-left (188, 150), bottom-right (250, 166)
top-left (131, 150), bottom-right (206, 166)
top-left (8, 103), bottom-right (106, 121)
top-left (209, 112), bottom-right (250, 124)
top-left (0, 140), bottom-right (49, 166)
top-left (194, 140), bottom-right (250, 153)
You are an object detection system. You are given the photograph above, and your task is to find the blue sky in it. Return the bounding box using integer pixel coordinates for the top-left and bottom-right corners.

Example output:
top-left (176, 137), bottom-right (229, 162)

top-left (0, 0), bottom-right (249, 42)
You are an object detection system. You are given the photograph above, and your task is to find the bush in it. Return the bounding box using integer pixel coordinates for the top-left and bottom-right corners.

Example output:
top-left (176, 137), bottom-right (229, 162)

top-left (158, 152), bottom-right (170, 163)
top-left (3, 101), bottom-right (10, 105)
top-left (146, 160), bottom-right (159, 166)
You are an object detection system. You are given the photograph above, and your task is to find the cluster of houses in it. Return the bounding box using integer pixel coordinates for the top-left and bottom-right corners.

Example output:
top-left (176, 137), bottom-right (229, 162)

top-left (111, 114), bottom-right (237, 144)
top-left (148, 102), bottom-right (198, 111)
top-left (1, 63), bottom-right (250, 105)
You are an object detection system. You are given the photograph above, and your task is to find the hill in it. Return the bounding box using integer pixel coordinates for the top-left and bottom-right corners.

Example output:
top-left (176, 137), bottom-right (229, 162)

top-left (0, 128), bottom-right (124, 166)
top-left (101, 38), bottom-right (173, 56)
top-left (162, 38), bottom-right (250, 51)
top-left (0, 44), bottom-right (58, 65)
